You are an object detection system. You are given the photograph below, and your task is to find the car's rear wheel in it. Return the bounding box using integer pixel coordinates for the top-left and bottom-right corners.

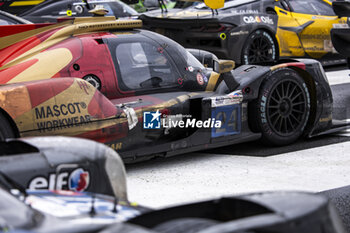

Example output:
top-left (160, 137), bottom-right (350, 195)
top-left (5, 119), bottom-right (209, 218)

top-left (250, 68), bottom-right (310, 145)
top-left (0, 113), bottom-right (15, 141)
top-left (242, 29), bottom-right (278, 64)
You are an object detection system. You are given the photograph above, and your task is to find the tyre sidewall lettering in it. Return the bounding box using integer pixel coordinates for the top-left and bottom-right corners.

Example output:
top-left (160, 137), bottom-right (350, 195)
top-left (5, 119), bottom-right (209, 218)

top-left (256, 68), bottom-right (310, 145)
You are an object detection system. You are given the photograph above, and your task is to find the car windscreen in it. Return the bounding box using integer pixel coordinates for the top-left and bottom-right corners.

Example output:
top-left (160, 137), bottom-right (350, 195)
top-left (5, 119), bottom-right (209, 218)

top-left (115, 41), bottom-right (178, 90)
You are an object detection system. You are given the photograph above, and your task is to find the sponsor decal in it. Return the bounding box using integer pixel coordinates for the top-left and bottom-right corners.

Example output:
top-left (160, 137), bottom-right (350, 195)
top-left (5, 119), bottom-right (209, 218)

top-left (34, 102), bottom-right (91, 132)
top-left (230, 9), bottom-right (259, 15)
top-left (197, 73), bottom-right (205, 85)
top-left (301, 34), bottom-right (329, 40)
top-left (123, 107), bottom-right (138, 130)
top-left (304, 46), bottom-right (323, 51)
top-left (187, 66), bottom-right (194, 72)
top-left (29, 168), bottom-right (90, 192)
top-left (69, 168), bottom-right (90, 192)
top-left (66, 9), bottom-right (72, 16)
top-left (109, 142), bottom-right (123, 150)
top-left (212, 105), bottom-right (241, 138)
top-left (143, 111), bottom-right (222, 129)
top-left (78, 80), bottom-right (90, 95)
top-left (333, 23), bottom-right (350, 29)
top-left (143, 110), bottom-right (162, 129)
top-left (312, 16), bottom-right (337, 20)
top-left (230, 31), bottom-right (249, 36)
top-left (243, 16), bottom-right (274, 25)
top-left (220, 33), bottom-right (227, 40)
top-left (211, 91), bottom-right (243, 107)
top-left (319, 116), bottom-right (332, 123)
top-left (163, 115), bottom-right (222, 129)
top-left (203, 76), bottom-right (208, 83)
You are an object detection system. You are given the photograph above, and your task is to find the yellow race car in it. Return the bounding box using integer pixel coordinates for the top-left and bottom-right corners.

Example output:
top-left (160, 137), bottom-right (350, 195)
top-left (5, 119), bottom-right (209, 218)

top-left (141, 0), bottom-right (348, 65)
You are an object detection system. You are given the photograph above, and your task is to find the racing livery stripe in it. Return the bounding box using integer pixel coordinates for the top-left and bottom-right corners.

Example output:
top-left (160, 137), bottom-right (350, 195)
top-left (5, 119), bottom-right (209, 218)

top-left (0, 36), bottom-right (41, 66)
top-left (26, 78), bottom-right (75, 108)
top-left (0, 21), bottom-right (71, 50)
top-left (0, 59), bottom-right (38, 83)
top-left (6, 48), bottom-right (73, 83)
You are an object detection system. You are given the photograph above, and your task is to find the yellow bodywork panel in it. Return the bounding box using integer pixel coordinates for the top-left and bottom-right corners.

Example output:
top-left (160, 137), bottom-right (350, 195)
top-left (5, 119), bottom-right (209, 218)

top-left (275, 6), bottom-right (304, 57)
top-left (275, 1), bottom-right (346, 59)
top-left (204, 0), bottom-right (224, 9)
top-left (206, 72), bottom-right (221, 92)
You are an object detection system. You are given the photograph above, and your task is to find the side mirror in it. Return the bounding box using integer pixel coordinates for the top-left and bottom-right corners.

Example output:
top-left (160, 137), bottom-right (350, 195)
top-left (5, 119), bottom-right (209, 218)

top-left (213, 60), bottom-right (235, 74)
top-left (186, 49), bottom-right (219, 69)
top-left (333, 1), bottom-right (350, 17)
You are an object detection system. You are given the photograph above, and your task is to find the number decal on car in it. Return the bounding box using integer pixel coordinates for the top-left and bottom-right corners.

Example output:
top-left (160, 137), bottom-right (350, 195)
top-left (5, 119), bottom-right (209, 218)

top-left (211, 105), bottom-right (241, 138)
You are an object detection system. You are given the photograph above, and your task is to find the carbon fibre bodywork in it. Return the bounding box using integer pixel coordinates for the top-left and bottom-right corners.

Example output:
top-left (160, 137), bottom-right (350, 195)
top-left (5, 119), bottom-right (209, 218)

top-left (0, 16), bottom-right (334, 162)
top-left (140, 0), bottom-right (346, 65)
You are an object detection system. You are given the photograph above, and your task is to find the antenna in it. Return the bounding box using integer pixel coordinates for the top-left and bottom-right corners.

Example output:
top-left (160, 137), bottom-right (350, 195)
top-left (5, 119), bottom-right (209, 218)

top-left (89, 194), bottom-right (96, 217)
top-left (112, 197), bottom-right (119, 213)
top-left (158, 0), bottom-right (167, 13)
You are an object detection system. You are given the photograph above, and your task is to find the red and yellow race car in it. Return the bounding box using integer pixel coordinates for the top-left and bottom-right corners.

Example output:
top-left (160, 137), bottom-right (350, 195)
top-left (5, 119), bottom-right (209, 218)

top-left (0, 13), bottom-right (336, 162)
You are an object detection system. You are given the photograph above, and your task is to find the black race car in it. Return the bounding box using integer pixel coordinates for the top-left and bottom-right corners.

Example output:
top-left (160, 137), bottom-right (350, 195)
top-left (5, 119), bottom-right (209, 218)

top-left (141, 0), bottom-right (346, 66)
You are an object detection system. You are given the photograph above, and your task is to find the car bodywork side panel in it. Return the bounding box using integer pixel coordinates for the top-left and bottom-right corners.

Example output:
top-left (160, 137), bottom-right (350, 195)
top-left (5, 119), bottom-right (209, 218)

top-left (0, 78), bottom-right (127, 140)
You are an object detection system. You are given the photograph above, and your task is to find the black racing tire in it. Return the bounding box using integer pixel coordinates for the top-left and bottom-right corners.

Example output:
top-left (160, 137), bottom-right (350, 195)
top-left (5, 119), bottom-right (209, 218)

top-left (83, 74), bottom-right (101, 90)
top-left (0, 113), bottom-right (15, 141)
top-left (242, 29), bottom-right (278, 65)
top-left (152, 218), bottom-right (219, 233)
top-left (249, 68), bottom-right (310, 146)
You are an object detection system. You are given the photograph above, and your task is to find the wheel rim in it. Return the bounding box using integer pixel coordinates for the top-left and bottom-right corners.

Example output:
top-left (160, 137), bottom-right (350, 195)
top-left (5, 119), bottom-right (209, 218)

top-left (266, 79), bottom-right (308, 137)
top-left (246, 33), bottom-right (274, 63)
top-left (83, 75), bottom-right (100, 90)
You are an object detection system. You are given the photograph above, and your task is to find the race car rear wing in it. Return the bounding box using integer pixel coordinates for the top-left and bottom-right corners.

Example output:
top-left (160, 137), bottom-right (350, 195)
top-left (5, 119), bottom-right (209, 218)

top-left (0, 136), bottom-right (128, 200)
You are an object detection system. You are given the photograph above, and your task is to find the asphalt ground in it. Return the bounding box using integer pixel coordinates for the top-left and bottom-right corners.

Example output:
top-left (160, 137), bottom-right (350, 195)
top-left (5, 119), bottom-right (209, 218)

top-left (126, 65), bottom-right (350, 209)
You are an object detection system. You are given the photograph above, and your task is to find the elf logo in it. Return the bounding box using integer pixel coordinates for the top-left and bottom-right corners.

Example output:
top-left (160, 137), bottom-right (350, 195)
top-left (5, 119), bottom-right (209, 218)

top-left (29, 168), bottom-right (90, 192)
